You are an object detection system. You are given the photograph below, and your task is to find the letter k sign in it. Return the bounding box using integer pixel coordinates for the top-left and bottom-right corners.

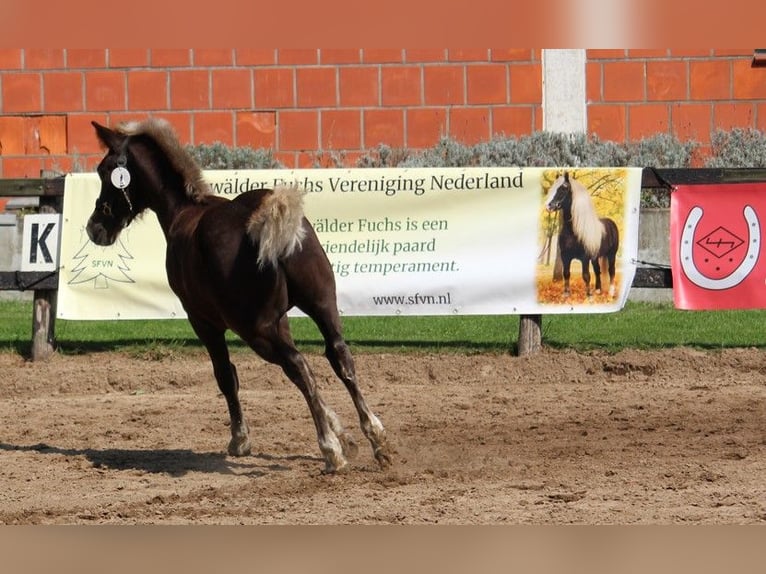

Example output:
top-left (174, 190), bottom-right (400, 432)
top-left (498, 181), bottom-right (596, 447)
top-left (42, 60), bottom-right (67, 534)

top-left (21, 214), bottom-right (62, 272)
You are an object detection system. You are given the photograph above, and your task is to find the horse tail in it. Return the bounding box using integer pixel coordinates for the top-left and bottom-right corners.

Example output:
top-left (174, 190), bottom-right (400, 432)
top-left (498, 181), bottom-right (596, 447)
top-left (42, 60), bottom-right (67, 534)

top-left (247, 186), bottom-right (307, 268)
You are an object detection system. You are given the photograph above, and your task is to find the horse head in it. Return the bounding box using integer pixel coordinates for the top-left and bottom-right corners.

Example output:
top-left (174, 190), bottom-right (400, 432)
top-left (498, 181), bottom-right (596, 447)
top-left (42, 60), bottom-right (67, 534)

top-left (544, 171), bottom-right (572, 212)
top-left (86, 122), bottom-right (147, 246)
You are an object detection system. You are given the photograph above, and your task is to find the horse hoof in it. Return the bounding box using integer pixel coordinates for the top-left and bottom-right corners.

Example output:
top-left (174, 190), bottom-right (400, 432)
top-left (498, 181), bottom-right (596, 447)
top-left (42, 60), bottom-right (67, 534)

top-left (374, 446), bottom-right (393, 469)
top-left (227, 436), bottom-right (252, 457)
top-left (339, 432), bottom-right (359, 459)
top-left (321, 458), bottom-right (349, 475)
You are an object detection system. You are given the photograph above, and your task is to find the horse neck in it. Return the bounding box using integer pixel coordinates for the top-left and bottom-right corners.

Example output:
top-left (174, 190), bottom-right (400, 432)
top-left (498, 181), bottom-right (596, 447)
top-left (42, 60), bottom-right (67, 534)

top-left (134, 151), bottom-right (198, 238)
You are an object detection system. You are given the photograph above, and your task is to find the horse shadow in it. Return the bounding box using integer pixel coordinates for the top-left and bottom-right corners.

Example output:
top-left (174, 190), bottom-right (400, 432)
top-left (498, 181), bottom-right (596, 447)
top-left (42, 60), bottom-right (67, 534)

top-left (0, 441), bottom-right (321, 478)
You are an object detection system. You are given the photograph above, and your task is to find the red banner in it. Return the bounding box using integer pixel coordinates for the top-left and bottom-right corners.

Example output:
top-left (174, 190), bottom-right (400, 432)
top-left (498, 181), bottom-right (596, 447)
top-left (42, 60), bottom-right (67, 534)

top-left (670, 183), bottom-right (766, 310)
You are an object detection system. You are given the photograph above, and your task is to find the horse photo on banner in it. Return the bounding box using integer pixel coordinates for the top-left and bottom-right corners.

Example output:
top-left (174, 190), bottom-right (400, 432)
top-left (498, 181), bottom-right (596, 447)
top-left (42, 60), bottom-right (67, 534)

top-left (670, 182), bottom-right (766, 310)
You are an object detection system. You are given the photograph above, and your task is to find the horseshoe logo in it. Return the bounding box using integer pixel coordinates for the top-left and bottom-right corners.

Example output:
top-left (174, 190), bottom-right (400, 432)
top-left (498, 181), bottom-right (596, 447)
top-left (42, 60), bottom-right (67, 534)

top-left (679, 205), bottom-right (760, 290)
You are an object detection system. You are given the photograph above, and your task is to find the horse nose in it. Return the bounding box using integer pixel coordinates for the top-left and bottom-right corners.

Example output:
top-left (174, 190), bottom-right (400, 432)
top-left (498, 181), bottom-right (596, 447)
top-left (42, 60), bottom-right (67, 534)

top-left (86, 220), bottom-right (112, 245)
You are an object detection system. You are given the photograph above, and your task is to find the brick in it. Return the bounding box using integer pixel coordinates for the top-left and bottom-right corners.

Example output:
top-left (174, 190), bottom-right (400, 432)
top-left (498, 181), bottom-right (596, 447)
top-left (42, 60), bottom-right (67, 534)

top-left (447, 49), bottom-right (490, 62)
top-left (381, 66), bottom-right (421, 106)
top-left (603, 61), bottom-right (645, 102)
top-left (713, 102), bottom-right (755, 131)
top-left (587, 50), bottom-right (627, 60)
top-left (211, 69), bottom-right (252, 109)
top-left (0, 116), bottom-right (26, 154)
top-left (34, 116), bottom-right (68, 155)
top-left (647, 61), bottom-right (687, 101)
top-left (3, 157), bottom-right (43, 177)
top-left (85, 71), bottom-right (126, 112)
top-left (405, 49), bottom-right (447, 63)
top-left (320, 49), bottom-right (361, 64)
top-left (236, 49), bottom-right (276, 66)
top-left (43, 72), bottom-right (83, 112)
top-left (406, 108), bottom-right (447, 148)
top-left (67, 113), bottom-right (109, 154)
top-left (278, 110), bottom-right (319, 151)
top-left (363, 109), bottom-right (404, 147)
top-left (758, 103), bottom-right (766, 132)
top-left (671, 103), bottom-right (712, 144)
top-left (466, 64), bottom-right (507, 104)
top-left (491, 49), bottom-right (534, 62)
top-left (669, 49), bottom-right (712, 58)
top-left (236, 111), bottom-right (276, 149)
top-left (588, 104), bottom-right (626, 142)
top-left (194, 49), bottom-right (234, 66)
top-left (194, 112), bottom-right (234, 145)
top-left (2, 73), bottom-right (42, 112)
top-left (0, 49), bottom-right (22, 69)
top-left (362, 49), bottom-right (403, 63)
top-left (151, 49), bottom-right (191, 67)
top-left (109, 49), bottom-right (150, 68)
top-left (321, 109), bottom-right (361, 150)
top-left (339, 67), bottom-right (378, 106)
top-left (627, 50), bottom-right (669, 59)
top-left (254, 68), bottom-right (294, 108)
top-left (277, 49), bottom-right (318, 65)
top-left (690, 60), bottom-right (731, 100)
top-left (492, 106), bottom-right (534, 137)
top-left (448, 107), bottom-right (490, 144)
top-left (157, 113), bottom-right (192, 144)
top-left (713, 49), bottom-right (753, 57)
top-left (170, 69), bottom-right (210, 109)
top-left (128, 70), bottom-right (168, 110)
top-left (733, 60), bottom-right (766, 99)
top-left (24, 49), bottom-right (65, 69)
top-left (296, 67), bottom-right (337, 107)
top-left (629, 104), bottom-right (670, 141)
top-left (67, 49), bottom-right (106, 68)
top-left (509, 63), bottom-right (542, 104)
top-left (586, 62), bottom-right (602, 102)
top-left (423, 65), bottom-right (464, 105)
top-left (274, 151), bottom-right (297, 168)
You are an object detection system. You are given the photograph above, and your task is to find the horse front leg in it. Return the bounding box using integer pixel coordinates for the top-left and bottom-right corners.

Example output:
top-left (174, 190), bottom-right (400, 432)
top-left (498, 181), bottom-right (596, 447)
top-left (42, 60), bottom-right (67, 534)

top-left (189, 317), bottom-right (251, 457)
top-left (562, 256), bottom-right (573, 298)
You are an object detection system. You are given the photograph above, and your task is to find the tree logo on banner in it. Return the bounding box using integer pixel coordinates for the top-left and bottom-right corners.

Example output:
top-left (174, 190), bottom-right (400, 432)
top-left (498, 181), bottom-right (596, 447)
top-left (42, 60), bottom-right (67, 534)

top-left (679, 205), bottom-right (760, 290)
top-left (68, 238), bottom-right (135, 289)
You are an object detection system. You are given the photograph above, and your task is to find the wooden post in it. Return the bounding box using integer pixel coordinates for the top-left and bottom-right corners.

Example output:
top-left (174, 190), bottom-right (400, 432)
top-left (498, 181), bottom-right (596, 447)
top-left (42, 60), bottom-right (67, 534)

top-left (518, 314), bottom-right (542, 356)
top-left (30, 187), bottom-right (61, 361)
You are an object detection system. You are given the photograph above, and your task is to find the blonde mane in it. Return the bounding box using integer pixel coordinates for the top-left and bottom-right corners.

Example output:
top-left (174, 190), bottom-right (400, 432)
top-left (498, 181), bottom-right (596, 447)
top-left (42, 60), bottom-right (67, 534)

top-left (118, 118), bottom-right (210, 202)
top-left (569, 177), bottom-right (605, 258)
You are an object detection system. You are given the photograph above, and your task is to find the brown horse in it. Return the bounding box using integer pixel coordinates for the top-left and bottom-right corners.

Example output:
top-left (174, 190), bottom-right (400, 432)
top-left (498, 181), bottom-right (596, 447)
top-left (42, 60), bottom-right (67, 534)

top-left (544, 171), bottom-right (620, 299)
top-left (86, 118), bottom-right (391, 473)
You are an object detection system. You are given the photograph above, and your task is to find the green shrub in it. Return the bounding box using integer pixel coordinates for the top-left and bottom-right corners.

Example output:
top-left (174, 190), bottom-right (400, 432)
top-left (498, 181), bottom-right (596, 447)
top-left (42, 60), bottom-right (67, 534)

top-left (705, 128), bottom-right (766, 168)
top-left (186, 142), bottom-right (283, 170)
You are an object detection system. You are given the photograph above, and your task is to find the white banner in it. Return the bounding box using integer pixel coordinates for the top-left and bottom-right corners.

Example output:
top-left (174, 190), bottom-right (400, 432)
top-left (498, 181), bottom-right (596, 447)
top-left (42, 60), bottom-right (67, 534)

top-left (57, 167), bottom-right (642, 320)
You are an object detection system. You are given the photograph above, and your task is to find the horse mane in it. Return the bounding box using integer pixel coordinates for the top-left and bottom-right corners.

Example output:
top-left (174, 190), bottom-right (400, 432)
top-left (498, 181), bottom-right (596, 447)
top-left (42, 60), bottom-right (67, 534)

top-left (569, 176), bottom-right (605, 257)
top-left (118, 118), bottom-right (211, 202)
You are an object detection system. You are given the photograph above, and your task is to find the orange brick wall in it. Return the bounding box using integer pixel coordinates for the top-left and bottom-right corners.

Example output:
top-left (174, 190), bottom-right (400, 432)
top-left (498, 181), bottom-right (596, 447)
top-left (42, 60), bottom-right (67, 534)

top-left (0, 48), bottom-right (764, 177)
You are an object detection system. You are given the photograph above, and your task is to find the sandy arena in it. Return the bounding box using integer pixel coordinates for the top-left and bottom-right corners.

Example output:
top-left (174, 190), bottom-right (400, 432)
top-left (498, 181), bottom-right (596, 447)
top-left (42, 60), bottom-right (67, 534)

top-left (0, 347), bottom-right (764, 524)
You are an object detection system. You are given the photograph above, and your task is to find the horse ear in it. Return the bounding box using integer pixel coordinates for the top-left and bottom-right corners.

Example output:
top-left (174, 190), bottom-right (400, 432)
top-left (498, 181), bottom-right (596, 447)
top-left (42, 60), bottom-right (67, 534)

top-left (564, 171), bottom-right (570, 182)
top-left (92, 121), bottom-right (125, 152)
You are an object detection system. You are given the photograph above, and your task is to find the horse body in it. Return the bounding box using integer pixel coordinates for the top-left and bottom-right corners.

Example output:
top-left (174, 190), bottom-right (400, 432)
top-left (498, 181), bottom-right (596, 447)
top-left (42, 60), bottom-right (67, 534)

top-left (545, 172), bottom-right (619, 299)
top-left (86, 118), bottom-right (391, 473)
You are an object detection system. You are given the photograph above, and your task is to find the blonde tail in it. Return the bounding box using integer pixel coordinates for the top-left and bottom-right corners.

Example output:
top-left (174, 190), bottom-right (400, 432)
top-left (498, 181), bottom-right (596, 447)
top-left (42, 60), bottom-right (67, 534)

top-left (246, 186), bottom-right (307, 268)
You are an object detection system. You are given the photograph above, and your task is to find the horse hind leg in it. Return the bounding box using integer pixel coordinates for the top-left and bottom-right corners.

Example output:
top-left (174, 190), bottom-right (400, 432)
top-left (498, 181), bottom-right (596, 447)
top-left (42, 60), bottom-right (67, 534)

top-left (607, 254), bottom-right (617, 298)
top-left (592, 257), bottom-right (603, 295)
top-left (325, 336), bottom-right (391, 469)
top-left (252, 319), bottom-right (349, 473)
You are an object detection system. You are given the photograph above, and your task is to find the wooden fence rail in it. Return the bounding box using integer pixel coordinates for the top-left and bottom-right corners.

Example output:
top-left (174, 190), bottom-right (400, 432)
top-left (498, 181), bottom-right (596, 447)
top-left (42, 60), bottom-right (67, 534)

top-left (2, 168), bottom-right (766, 359)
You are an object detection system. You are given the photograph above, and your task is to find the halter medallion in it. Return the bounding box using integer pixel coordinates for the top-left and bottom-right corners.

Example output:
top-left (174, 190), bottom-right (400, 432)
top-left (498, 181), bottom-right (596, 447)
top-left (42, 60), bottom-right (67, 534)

top-left (111, 166), bottom-right (131, 190)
